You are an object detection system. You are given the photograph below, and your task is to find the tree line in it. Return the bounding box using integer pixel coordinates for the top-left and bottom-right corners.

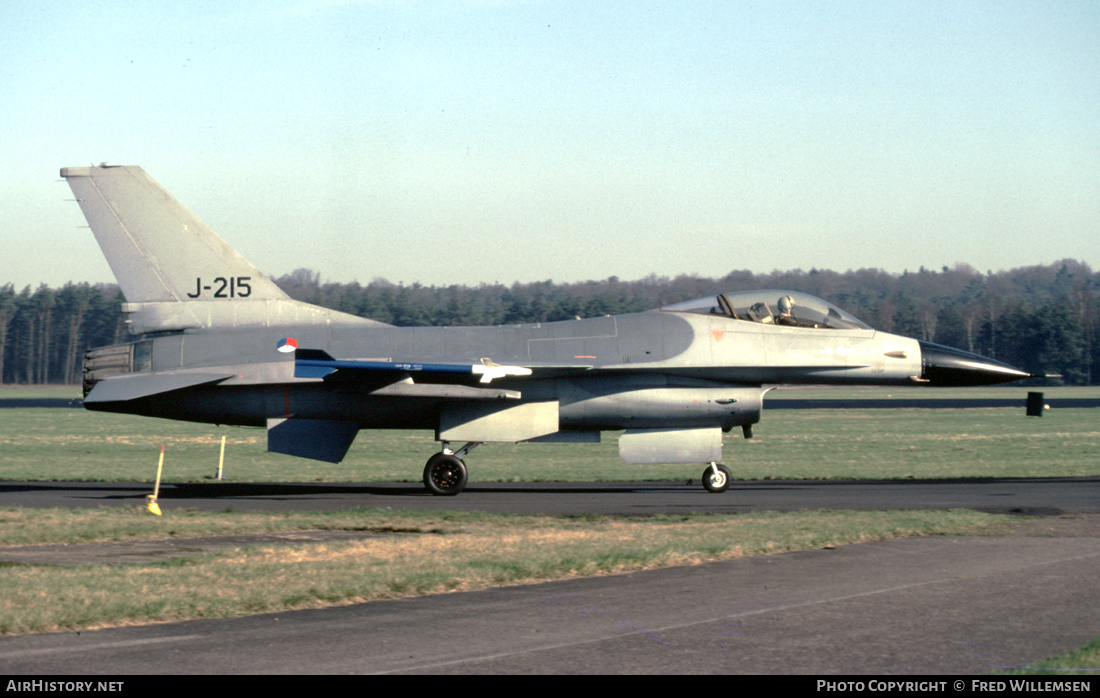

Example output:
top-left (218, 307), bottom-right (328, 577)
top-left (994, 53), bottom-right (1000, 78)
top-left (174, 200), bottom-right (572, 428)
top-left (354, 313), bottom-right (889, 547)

top-left (3, 259), bottom-right (1097, 385)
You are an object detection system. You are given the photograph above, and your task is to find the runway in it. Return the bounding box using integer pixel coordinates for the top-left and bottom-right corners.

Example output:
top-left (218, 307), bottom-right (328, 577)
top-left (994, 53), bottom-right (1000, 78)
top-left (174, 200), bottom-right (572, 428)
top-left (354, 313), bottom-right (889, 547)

top-left (1, 476), bottom-right (1098, 516)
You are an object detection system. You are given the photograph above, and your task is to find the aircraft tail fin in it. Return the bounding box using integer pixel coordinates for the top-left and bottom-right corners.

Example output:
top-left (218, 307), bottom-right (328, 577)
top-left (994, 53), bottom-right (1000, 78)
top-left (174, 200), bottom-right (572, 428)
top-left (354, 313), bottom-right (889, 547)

top-left (61, 165), bottom-right (383, 333)
top-left (61, 165), bottom-right (286, 304)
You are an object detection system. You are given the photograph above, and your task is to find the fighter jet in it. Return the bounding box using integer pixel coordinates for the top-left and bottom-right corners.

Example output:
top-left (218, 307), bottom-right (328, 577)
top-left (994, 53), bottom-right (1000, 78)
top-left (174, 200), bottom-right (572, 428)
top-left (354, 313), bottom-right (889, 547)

top-left (63, 165), bottom-right (1034, 495)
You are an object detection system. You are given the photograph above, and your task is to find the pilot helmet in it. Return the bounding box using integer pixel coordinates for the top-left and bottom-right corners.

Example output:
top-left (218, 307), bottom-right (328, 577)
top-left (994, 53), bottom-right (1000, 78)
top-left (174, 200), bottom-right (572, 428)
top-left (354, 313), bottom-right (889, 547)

top-left (778, 295), bottom-right (794, 315)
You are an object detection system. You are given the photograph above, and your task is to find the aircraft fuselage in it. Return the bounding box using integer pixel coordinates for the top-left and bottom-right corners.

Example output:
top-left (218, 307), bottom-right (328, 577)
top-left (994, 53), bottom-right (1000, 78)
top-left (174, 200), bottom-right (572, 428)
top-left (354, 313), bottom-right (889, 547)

top-left (85, 308), bottom-right (922, 432)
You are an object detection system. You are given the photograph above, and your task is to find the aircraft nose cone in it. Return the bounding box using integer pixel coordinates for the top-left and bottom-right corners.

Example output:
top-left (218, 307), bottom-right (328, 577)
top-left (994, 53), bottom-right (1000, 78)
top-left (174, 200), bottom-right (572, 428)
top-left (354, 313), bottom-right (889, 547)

top-left (917, 341), bottom-right (1033, 386)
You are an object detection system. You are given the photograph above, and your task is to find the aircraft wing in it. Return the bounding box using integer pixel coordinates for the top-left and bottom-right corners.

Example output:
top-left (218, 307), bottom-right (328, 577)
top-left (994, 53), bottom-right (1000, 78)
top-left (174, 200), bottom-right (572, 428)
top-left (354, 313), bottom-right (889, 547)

top-left (294, 349), bottom-right (591, 385)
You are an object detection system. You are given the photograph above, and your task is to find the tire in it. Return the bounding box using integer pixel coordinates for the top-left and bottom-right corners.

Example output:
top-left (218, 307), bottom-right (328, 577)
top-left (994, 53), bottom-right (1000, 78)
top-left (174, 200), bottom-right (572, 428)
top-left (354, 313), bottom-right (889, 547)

top-left (702, 463), bottom-right (732, 493)
top-left (424, 454), bottom-right (468, 496)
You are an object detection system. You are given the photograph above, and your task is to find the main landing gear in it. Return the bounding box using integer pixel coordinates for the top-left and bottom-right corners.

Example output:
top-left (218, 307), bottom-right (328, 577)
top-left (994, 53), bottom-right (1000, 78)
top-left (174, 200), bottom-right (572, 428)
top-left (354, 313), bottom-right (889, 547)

top-left (423, 442), bottom-right (481, 496)
top-left (424, 445), bottom-right (731, 496)
top-left (701, 462), bottom-right (732, 493)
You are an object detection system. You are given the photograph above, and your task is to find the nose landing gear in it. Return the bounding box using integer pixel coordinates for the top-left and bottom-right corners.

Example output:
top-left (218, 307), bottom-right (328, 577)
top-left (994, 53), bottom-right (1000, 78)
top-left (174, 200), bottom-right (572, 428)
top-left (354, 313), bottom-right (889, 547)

top-left (701, 462), bottom-right (732, 493)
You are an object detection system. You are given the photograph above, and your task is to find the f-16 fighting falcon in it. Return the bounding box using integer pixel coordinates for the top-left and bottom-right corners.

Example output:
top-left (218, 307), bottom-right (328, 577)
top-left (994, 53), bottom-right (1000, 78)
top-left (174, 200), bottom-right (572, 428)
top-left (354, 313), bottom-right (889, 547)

top-left (64, 165), bottom-right (1034, 495)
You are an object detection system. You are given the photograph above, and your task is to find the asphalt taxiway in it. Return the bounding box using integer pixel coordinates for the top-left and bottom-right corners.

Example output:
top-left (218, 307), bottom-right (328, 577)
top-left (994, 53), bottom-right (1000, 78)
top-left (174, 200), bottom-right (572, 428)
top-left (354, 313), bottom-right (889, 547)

top-left (1, 476), bottom-right (1097, 516)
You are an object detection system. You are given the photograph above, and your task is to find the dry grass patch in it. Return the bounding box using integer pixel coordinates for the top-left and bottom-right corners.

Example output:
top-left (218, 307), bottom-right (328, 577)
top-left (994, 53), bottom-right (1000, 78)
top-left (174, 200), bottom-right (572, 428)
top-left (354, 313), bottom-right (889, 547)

top-left (0, 508), bottom-right (1010, 635)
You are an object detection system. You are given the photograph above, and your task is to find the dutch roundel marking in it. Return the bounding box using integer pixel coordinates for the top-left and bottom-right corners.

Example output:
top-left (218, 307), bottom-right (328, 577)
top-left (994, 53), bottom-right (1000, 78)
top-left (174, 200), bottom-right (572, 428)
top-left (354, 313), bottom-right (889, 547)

top-left (277, 337), bottom-right (299, 353)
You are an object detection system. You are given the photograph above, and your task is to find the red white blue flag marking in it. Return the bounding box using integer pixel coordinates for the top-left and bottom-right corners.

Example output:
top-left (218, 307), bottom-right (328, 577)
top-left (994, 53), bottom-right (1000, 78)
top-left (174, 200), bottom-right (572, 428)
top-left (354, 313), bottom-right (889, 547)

top-left (277, 337), bottom-right (299, 353)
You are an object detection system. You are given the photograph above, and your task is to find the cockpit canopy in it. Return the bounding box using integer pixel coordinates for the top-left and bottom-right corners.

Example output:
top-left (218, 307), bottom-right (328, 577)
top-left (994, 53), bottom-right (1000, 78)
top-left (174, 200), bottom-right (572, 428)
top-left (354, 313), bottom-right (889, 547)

top-left (661, 290), bottom-right (871, 331)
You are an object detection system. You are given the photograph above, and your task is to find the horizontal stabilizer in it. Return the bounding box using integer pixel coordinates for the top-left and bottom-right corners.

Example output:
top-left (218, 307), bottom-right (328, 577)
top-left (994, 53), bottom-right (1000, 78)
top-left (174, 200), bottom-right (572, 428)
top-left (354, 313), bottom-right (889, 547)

top-left (267, 418), bottom-right (359, 463)
top-left (295, 349), bottom-right (532, 384)
top-left (84, 372), bottom-right (234, 403)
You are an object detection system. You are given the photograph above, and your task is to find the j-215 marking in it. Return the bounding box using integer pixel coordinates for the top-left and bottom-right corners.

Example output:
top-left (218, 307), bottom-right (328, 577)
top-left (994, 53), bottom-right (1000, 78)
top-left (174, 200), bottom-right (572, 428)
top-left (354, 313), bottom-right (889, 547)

top-left (186, 276), bottom-right (252, 298)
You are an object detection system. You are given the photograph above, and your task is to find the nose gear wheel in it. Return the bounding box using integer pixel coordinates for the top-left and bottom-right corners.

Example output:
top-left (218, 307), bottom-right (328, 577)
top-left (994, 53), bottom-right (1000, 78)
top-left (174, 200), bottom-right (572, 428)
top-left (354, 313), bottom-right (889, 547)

top-left (702, 462), bottom-right (732, 493)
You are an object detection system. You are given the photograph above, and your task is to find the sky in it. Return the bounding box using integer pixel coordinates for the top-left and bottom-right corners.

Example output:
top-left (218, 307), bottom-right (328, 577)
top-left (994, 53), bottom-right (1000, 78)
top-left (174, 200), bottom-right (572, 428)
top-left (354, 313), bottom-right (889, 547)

top-left (3, 0), bottom-right (1098, 291)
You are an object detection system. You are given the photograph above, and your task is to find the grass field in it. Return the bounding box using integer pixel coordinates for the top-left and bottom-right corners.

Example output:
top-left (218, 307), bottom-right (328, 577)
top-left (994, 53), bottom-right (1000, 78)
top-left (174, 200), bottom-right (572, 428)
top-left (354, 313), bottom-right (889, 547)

top-left (0, 394), bottom-right (1097, 484)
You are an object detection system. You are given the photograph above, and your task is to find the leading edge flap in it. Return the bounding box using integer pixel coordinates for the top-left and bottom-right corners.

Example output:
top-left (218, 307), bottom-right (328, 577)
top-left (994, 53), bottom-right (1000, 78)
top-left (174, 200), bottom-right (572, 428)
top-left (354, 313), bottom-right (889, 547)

top-left (294, 349), bottom-right (533, 384)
